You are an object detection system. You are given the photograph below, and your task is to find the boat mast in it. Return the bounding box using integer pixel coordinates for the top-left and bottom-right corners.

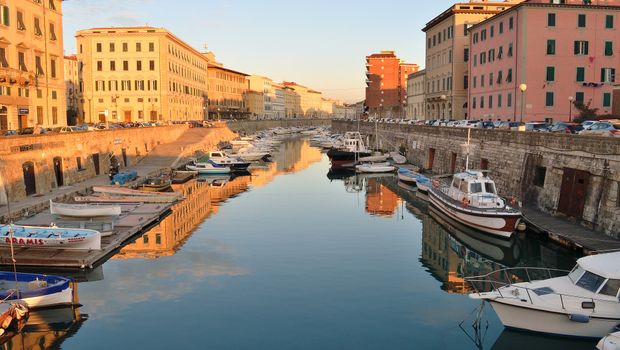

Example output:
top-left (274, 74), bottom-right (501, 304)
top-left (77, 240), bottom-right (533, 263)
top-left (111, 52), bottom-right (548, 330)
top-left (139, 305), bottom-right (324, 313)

top-left (465, 128), bottom-right (471, 172)
top-left (3, 187), bottom-right (20, 298)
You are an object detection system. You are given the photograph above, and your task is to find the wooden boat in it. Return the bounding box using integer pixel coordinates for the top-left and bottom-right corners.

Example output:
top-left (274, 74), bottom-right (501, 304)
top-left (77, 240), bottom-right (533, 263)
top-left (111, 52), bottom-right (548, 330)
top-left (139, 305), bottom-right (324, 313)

top-left (428, 171), bottom-right (521, 238)
top-left (397, 168), bottom-right (418, 186)
top-left (187, 162), bottom-right (231, 174)
top-left (171, 171), bottom-right (197, 184)
top-left (92, 186), bottom-right (180, 198)
top-left (136, 176), bottom-right (172, 192)
top-left (75, 194), bottom-right (177, 204)
top-left (0, 303), bottom-right (29, 344)
top-left (49, 200), bottom-right (121, 217)
top-left (0, 272), bottom-right (73, 308)
top-left (0, 225), bottom-right (101, 250)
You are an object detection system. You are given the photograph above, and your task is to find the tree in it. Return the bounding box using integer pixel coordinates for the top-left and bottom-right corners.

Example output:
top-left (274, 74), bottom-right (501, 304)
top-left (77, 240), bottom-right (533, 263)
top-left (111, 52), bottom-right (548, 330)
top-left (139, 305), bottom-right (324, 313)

top-left (572, 100), bottom-right (600, 122)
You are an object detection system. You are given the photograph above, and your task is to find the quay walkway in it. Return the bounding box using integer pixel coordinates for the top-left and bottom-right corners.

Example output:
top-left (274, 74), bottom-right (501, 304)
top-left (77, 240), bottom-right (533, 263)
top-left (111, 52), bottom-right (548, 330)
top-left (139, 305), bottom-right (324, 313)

top-left (522, 206), bottom-right (620, 254)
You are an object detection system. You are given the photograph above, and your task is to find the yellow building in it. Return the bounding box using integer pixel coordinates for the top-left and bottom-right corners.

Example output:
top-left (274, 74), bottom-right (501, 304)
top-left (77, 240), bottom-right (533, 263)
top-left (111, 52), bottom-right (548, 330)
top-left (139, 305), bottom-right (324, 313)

top-left (423, 0), bottom-right (522, 120)
top-left (283, 85), bottom-right (300, 118)
top-left (76, 26), bottom-right (209, 124)
top-left (64, 54), bottom-right (81, 125)
top-left (204, 52), bottom-right (248, 119)
top-left (282, 82), bottom-right (325, 117)
top-left (243, 90), bottom-right (264, 119)
top-left (0, 0), bottom-right (66, 130)
top-left (247, 75), bottom-right (276, 119)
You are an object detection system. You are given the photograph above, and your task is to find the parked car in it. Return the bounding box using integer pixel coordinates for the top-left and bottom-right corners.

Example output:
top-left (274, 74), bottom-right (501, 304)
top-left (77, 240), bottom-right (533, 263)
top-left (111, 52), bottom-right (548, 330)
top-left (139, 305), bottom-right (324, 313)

top-left (549, 122), bottom-right (583, 134)
top-left (493, 120), bottom-right (503, 128)
top-left (579, 120), bottom-right (620, 137)
top-left (18, 127), bottom-right (46, 135)
top-left (481, 121), bottom-right (495, 129)
top-left (581, 120), bottom-right (598, 130)
top-left (525, 122), bottom-right (551, 132)
top-left (497, 121), bottom-right (523, 130)
top-left (2, 130), bottom-right (18, 137)
top-left (59, 126), bottom-right (79, 133)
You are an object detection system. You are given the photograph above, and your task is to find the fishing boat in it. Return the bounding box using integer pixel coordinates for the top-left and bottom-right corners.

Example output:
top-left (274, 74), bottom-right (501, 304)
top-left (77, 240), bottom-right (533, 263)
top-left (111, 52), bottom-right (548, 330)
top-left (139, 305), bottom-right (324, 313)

top-left (92, 186), bottom-right (180, 198)
top-left (467, 251), bottom-right (620, 339)
top-left (428, 170), bottom-right (522, 238)
top-left (0, 272), bottom-right (74, 308)
top-left (356, 162), bottom-right (396, 173)
top-left (415, 174), bottom-right (432, 195)
top-left (75, 194), bottom-right (177, 204)
top-left (186, 161), bottom-right (231, 174)
top-left (49, 200), bottom-right (121, 217)
top-left (0, 225), bottom-right (101, 250)
top-left (326, 132), bottom-right (371, 168)
top-left (397, 168), bottom-right (418, 186)
top-left (0, 303), bottom-right (29, 343)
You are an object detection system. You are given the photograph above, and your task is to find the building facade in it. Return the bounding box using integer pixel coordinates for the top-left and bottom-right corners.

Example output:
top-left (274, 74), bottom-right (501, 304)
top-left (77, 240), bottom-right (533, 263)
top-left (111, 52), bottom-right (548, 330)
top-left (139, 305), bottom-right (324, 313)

top-left (283, 85), bottom-right (299, 118)
top-left (64, 55), bottom-right (81, 125)
top-left (469, 0), bottom-right (620, 122)
top-left (76, 27), bottom-right (209, 124)
top-left (247, 75), bottom-right (276, 119)
top-left (243, 90), bottom-right (264, 119)
top-left (272, 83), bottom-right (285, 119)
top-left (365, 51), bottom-right (419, 118)
top-left (423, 0), bottom-right (522, 120)
top-left (0, 0), bottom-right (66, 130)
top-left (207, 64), bottom-right (248, 120)
top-left (406, 69), bottom-right (426, 119)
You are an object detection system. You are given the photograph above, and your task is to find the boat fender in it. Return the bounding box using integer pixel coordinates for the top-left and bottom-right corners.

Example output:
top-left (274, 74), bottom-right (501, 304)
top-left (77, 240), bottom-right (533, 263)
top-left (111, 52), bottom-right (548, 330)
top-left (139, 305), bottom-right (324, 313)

top-left (569, 314), bottom-right (590, 323)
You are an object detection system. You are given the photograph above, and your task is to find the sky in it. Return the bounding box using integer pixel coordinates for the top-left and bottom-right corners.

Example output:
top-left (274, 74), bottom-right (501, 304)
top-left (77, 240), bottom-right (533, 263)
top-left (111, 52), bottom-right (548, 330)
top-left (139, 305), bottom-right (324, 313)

top-left (62, 0), bottom-right (457, 103)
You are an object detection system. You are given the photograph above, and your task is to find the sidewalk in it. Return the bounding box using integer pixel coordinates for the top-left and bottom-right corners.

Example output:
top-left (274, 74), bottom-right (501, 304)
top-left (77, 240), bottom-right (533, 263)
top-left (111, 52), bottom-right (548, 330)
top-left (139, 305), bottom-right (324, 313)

top-left (522, 206), bottom-right (620, 254)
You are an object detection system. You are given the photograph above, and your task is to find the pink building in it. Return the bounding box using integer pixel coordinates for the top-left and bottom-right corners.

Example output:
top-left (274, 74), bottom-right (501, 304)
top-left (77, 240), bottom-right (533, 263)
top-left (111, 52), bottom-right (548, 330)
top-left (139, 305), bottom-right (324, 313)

top-left (468, 0), bottom-right (620, 122)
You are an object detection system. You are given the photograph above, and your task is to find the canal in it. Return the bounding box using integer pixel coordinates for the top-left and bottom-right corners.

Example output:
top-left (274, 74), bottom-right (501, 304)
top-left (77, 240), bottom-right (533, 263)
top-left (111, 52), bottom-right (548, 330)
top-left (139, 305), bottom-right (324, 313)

top-left (8, 138), bottom-right (596, 349)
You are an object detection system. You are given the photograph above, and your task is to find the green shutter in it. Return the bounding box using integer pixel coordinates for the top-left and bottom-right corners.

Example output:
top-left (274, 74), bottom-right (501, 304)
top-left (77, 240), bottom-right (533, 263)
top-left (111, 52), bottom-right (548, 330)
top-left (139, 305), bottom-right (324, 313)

top-left (545, 92), bottom-right (554, 107)
top-left (578, 14), bottom-right (586, 27)
top-left (576, 67), bottom-right (585, 82)
top-left (548, 13), bottom-right (556, 27)
top-left (547, 40), bottom-right (556, 55)
top-left (576, 92), bottom-right (584, 103)
top-left (603, 93), bottom-right (611, 107)
top-left (606, 15), bottom-right (614, 29)
top-left (546, 67), bottom-right (555, 82)
top-left (605, 41), bottom-right (613, 56)
top-left (2, 6), bottom-right (9, 26)
top-left (574, 41), bottom-right (580, 55)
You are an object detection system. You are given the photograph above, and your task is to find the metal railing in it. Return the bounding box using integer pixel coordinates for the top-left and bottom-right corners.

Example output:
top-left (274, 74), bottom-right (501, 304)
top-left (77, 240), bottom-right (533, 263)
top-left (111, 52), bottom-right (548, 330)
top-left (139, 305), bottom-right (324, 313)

top-left (465, 267), bottom-right (620, 312)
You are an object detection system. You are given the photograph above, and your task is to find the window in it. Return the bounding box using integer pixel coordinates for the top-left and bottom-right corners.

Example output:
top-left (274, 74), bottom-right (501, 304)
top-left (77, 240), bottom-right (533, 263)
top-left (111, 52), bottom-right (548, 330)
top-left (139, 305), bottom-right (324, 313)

top-left (576, 67), bottom-right (585, 82)
top-left (488, 95), bottom-right (493, 108)
top-left (604, 93), bottom-right (612, 107)
top-left (578, 14), bottom-right (586, 28)
top-left (601, 68), bottom-right (616, 83)
top-left (490, 25), bottom-right (494, 38)
top-left (548, 13), bottom-right (556, 27)
top-left (576, 91), bottom-right (584, 103)
top-left (36, 106), bottom-right (43, 124)
top-left (465, 23), bottom-right (473, 36)
top-left (600, 279), bottom-right (620, 297)
top-left (489, 73), bottom-right (494, 86)
top-left (97, 60), bottom-right (102, 71)
top-left (498, 94), bottom-right (503, 108)
top-left (143, 235), bottom-right (149, 244)
top-left (507, 93), bottom-right (512, 107)
top-left (499, 21), bottom-right (504, 34)
top-left (464, 75), bottom-right (468, 89)
top-left (574, 41), bottom-right (589, 55)
top-left (122, 42), bottom-right (128, 52)
top-left (96, 43), bottom-right (102, 52)
top-left (534, 166), bottom-right (546, 187)
top-left (0, 5), bottom-right (9, 26)
top-left (473, 76), bottom-right (477, 88)
top-left (547, 39), bottom-right (556, 55)
top-left (149, 60), bottom-right (155, 70)
top-left (136, 42), bottom-right (142, 52)
top-left (110, 61), bottom-right (116, 71)
top-left (50, 58), bottom-right (56, 78)
top-left (136, 60), bottom-right (142, 71)
top-left (506, 68), bottom-right (513, 83)
top-left (472, 97), bottom-right (477, 109)
top-left (546, 66), bottom-right (555, 82)
top-left (481, 74), bottom-right (485, 87)
top-left (110, 43), bottom-right (115, 52)
top-left (49, 23), bottom-right (57, 41)
top-left (52, 107), bottom-right (57, 124)
top-left (427, 38), bottom-right (431, 49)
top-left (35, 55), bottom-right (44, 75)
top-left (497, 70), bottom-right (503, 84)
top-left (149, 42), bottom-right (155, 52)
top-left (0, 47), bottom-right (7, 68)
top-left (576, 271), bottom-right (606, 293)
top-left (509, 17), bottom-right (514, 30)
top-left (156, 234), bottom-right (161, 245)
top-left (49, 0), bottom-right (57, 11)
top-left (16, 11), bottom-right (25, 30)
top-left (480, 95), bottom-right (485, 108)
top-left (34, 17), bottom-right (42, 36)
top-left (545, 92), bottom-right (554, 107)
top-left (605, 41), bottom-right (613, 56)
top-left (123, 60), bottom-right (128, 71)
top-left (76, 157), bottom-right (85, 171)
top-left (606, 15), bottom-right (614, 29)
top-left (508, 43), bottom-right (513, 57)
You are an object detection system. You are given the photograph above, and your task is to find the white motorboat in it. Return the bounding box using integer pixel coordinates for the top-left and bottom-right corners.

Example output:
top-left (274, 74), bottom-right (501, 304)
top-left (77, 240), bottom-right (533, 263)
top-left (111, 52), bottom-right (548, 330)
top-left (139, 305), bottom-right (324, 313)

top-left (468, 251), bottom-right (620, 339)
top-left (429, 171), bottom-right (521, 238)
top-left (198, 152), bottom-right (251, 172)
top-left (390, 152), bottom-right (407, 164)
top-left (358, 154), bottom-right (389, 163)
top-left (186, 161), bottom-right (231, 174)
top-left (50, 200), bottom-right (121, 217)
top-left (598, 331), bottom-right (620, 349)
top-left (0, 225), bottom-right (101, 250)
top-left (356, 162), bottom-right (396, 173)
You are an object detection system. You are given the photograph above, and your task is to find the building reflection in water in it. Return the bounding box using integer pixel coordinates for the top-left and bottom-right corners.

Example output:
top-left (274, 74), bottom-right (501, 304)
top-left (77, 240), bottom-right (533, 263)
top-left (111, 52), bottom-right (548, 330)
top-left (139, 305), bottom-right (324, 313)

top-left (365, 178), bottom-right (400, 217)
top-left (115, 138), bottom-right (321, 260)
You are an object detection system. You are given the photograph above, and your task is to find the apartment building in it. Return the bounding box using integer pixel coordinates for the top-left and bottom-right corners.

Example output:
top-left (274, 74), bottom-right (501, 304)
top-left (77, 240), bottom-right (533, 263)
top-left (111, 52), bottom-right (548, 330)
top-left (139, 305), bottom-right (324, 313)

top-left (406, 69), bottom-right (426, 119)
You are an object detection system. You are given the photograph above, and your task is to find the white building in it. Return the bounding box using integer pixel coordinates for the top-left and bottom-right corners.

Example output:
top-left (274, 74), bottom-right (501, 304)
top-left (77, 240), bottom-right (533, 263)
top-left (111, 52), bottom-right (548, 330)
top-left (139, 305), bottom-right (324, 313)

top-left (247, 75), bottom-right (276, 119)
top-left (407, 69), bottom-right (426, 119)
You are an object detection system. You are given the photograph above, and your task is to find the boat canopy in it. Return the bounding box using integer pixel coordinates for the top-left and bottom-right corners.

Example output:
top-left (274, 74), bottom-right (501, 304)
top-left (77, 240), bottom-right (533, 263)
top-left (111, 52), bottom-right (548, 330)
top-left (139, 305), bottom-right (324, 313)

top-left (576, 252), bottom-right (620, 280)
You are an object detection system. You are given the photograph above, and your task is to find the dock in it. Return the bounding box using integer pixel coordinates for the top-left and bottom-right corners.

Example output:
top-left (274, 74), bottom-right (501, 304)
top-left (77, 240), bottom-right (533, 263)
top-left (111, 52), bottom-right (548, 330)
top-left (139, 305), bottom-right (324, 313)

top-left (522, 206), bottom-right (620, 255)
top-left (0, 203), bottom-right (172, 269)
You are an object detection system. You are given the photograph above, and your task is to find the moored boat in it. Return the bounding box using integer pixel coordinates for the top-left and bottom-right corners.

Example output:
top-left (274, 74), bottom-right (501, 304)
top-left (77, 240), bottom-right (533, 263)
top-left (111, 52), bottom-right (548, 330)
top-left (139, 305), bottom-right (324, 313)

top-left (186, 161), bottom-right (231, 174)
top-left (415, 174), bottom-right (431, 195)
top-left (598, 331), bottom-right (620, 349)
top-left (50, 200), bottom-right (121, 217)
top-left (75, 194), bottom-right (177, 204)
top-left (171, 171), bottom-right (197, 184)
top-left (327, 132), bottom-right (371, 168)
top-left (92, 186), bottom-right (180, 198)
top-left (198, 152), bottom-right (251, 172)
top-left (0, 303), bottom-right (29, 343)
top-left (397, 168), bottom-right (418, 187)
top-left (136, 176), bottom-right (172, 192)
top-left (428, 171), bottom-right (521, 238)
top-left (356, 162), bottom-right (396, 173)
top-left (0, 272), bottom-right (74, 308)
top-left (0, 225), bottom-right (101, 250)
top-left (468, 251), bottom-right (620, 339)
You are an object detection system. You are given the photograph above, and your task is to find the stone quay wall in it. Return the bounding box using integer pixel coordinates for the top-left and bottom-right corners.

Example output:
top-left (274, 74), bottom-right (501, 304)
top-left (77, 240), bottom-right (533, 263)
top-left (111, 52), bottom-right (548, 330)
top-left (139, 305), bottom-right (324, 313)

top-left (0, 126), bottom-right (190, 205)
top-left (332, 120), bottom-right (620, 238)
top-left (227, 119), bottom-right (330, 135)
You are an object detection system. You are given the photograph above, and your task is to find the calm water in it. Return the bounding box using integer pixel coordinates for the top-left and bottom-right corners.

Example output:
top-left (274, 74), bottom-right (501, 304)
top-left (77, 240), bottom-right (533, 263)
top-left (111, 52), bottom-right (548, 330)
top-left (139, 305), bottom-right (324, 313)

top-left (6, 139), bottom-right (596, 349)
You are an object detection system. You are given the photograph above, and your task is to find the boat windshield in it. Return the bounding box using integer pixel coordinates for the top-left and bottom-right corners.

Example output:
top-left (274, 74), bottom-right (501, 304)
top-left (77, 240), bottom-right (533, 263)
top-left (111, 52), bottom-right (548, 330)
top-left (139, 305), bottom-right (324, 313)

top-left (575, 270), bottom-right (606, 293)
top-left (568, 265), bottom-right (584, 283)
top-left (599, 279), bottom-right (620, 298)
top-left (484, 182), bottom-right (496, 194)
top-left (470, 183), bottom-right (483, 194)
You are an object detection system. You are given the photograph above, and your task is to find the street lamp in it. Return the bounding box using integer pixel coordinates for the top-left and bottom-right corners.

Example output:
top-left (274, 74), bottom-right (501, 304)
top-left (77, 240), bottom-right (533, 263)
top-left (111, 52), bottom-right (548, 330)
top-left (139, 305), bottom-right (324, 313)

top-left (568, 96), bottom-right (574, 122)
top-left (440, 95), bottom-right (447, 119)
top-left (519, 84), bottom-right (527, 123)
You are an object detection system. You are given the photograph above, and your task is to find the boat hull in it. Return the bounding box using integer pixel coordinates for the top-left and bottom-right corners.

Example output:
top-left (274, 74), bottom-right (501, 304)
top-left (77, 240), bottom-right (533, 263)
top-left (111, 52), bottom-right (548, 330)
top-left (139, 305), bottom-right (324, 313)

top-left (92, 186), bottom-right (179, 198)
top-left (50, 201), bottom-right (121, 217)
top-left (0, 225), bottom-right (101, 250)
top-left (0, 272), bottom-right (73, 308)
top-left (186, 164), bottom-right (231, 174)
top-left (327, 149), bottom-right (371, 162)
top-left (429, 189), bottom-right (520, 238)
top-left (356, 165), bottom-right (396, 173)
top-left (397, 172), bottom-right (417, 187)
top-left (489, 299), bottom-right (620, 339)
top-left (75, 195), bottom-right (176, 204)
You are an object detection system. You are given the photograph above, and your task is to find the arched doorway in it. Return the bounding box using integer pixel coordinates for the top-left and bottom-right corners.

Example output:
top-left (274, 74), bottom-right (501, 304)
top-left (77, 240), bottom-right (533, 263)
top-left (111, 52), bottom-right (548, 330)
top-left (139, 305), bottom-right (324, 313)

top-left (53, 157), bottom-right (63, 187)
top-left (22, 161), bottom-right (36, 196)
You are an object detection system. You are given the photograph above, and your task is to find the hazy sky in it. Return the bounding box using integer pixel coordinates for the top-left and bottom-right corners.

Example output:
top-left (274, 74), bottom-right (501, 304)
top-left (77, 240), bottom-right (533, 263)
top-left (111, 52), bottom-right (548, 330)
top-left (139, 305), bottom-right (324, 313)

top-left (63, 0), bottom-right (456, 102)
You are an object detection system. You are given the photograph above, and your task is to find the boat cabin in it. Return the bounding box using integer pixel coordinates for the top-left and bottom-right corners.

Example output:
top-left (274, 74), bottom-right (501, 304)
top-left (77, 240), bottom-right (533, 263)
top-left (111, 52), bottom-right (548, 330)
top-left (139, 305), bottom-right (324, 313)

top-left (451, 171), bottom-right (497, 196)
top-left (342, 132), bottom-right (366, 152)
top-left (567, 252), bottom-right (620, 300)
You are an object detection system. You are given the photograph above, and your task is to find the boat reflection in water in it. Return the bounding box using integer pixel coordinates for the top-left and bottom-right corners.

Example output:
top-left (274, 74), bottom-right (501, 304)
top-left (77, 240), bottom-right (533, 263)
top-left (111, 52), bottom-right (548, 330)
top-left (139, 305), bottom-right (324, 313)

top-left (115, 138), bottom-right (322, 260)
top-left (491, 329), bottom-right (595, 350)
top-left (327, 173), bottom-right (402, 217)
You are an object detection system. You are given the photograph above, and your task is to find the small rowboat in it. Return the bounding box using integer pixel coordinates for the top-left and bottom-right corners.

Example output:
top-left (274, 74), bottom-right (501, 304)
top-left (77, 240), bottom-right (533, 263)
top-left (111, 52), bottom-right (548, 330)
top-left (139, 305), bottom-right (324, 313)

top-left (356, 162), bottom-right (396, 173)
top-left (0, 225), bottom-right (101, 250)
top-left (0, 272), bottom-right (73, 308)
top-left (75, 195), bottom-right (177, 204)
top-left (0, 303), bottom-right (29, 344)
top-left (50, 200), bottom-right (121, 217)
top-left (92, 186), bottom-right (180, 198)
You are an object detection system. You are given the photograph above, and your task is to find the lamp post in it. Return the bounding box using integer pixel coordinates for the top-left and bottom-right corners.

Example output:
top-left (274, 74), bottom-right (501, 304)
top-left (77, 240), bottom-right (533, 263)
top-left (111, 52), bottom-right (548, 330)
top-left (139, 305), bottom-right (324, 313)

top-left (568, 96), bottom-right (574, 122)
top-left (440, 95), bottom-right (447, 119)
top-left (519, 83), bottom-right (527, 123)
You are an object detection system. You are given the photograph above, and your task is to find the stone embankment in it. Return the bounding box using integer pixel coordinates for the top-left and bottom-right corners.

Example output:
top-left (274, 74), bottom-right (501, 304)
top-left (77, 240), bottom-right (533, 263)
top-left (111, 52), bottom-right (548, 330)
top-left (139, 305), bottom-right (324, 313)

top-left (333, 120), bottom-right (620, 238)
